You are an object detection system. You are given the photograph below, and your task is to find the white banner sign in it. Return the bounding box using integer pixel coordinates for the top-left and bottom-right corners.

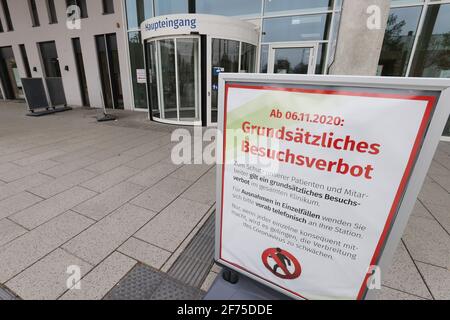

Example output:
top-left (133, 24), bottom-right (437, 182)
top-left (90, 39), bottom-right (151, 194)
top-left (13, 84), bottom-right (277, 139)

top-left (216, 78), bottom-right (445, 300)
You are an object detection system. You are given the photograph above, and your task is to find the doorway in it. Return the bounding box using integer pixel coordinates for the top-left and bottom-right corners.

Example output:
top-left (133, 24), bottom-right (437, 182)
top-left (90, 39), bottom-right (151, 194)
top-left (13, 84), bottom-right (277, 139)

top-left (146, 36), bottom-right (201, 125)
top-left (38, 41), bottom-right (67, 106)
top-left (72, 38), bottom-right (90, 106)
top-left (268, 43), bottom-right (318, 75)
top-left (95, 33), bottom-right (124, 110)
top-left (0, 46), bottom-right (25, 100)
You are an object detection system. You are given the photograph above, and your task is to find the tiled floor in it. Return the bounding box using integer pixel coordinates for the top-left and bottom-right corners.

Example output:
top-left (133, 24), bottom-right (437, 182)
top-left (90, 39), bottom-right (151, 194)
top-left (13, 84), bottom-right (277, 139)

top-left (0, 101), bottom-right (449, 300)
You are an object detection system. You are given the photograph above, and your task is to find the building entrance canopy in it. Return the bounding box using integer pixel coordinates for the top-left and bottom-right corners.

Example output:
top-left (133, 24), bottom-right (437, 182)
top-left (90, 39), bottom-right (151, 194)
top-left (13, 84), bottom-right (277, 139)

top-left (141, 14), bottom-right (259, 126)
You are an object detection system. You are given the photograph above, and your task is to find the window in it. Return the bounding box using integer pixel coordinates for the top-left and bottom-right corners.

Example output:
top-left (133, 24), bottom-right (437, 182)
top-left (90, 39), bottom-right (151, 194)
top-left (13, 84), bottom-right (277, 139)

top-left (240, 43), bottom-right (256, 73)
top-left (264, 0), bottom-right (334, 15)
top-left (47, 0), bottom-right (58, 24)
top-left (103, 0), bottom-right (114, 14)
top-left (410, 4), bottom-right (450, 78)
top-left (155, 0), bottom-right (188, 16)
top-left (196, 0), bottom-right (261, 16)
top-left (128, 32), bottom-right (147, 109)
top-left (19, 44), bottom-right (32, 78)
top-left (126, 0), bottom-right (153, 29)
top-left (262, 14), bottom-right (331, 43)
top-left (29, 0), bottom-right (40, 27)
top-left (378, 6), bottom-right (422, 76)
top-left (38, 41), bottom-right (61, 78)
top-left (66, 0), bottom-right (88, 19)
top-left (1, 0), bottom-right (13, 31)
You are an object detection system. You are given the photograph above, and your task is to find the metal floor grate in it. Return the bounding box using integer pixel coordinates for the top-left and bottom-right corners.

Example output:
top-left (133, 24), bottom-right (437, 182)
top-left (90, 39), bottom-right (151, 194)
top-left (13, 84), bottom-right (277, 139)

top-left (104, 212), bottom-right (216, 300)
top-left (167, 213), bottom-right (216, 288)
top-left (104, 264), bottom-right (204, 300)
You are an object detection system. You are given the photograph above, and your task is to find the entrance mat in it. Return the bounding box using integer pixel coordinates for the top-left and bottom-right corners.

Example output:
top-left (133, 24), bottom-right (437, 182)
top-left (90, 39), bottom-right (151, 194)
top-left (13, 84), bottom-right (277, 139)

top-left (104, 264), bottom-right (204, 300)
top-left (27, 106), bottom-right (72, 117)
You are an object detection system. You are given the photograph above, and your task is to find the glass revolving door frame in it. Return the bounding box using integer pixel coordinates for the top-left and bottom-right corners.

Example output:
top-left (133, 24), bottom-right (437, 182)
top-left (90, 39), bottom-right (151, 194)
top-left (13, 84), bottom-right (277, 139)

top-left (146, 35), bottom-right (202, 126)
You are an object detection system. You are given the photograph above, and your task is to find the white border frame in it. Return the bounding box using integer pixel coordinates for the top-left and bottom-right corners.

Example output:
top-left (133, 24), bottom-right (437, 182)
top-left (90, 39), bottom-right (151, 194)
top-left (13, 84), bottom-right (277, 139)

top-left (267, 42), bottom-right (319, 75)
top-left (215, 73), bottom-right (450, 300)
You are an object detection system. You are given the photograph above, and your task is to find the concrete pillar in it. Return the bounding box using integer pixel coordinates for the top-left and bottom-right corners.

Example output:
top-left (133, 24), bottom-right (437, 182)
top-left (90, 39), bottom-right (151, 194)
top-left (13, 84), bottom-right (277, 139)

top-left (329, 0), bottom-right (391, 76)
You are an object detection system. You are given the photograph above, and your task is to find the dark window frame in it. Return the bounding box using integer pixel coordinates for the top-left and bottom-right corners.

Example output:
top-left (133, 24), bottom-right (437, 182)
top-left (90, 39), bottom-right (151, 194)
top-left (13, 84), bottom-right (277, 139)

top-left (102, 0), bottom-right (115, 15)
top-left (47, 0), bottom-right (58, 24)
top-left (1, 0), bottom-right (14, 31)
top-left (66, 0), bottom-right (88, 19)
top-left (28, 0), bottom-right (40, 27)
top-left (19, 44), bottom-right (32, 78)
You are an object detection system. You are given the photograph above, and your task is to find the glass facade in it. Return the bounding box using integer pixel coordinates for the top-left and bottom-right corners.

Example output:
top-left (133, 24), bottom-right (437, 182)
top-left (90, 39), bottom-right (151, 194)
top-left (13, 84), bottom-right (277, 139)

top-left (125, 0), bottom-right (448, 134)
top-left (128, 32), bottom-right (147, 109)
top-left (196, 0), bottom-right (261, 16)
top-left (154, 0), bottom-right (188, 16)
top-left (378, 6), bottom-right (422, 76)
top-left (126, 0), bottom-right (153, 29)
top-left (262, 14), bottom-right (331, 42)
top-left (264, 0), bottom-right (334, 15)
top-left (378, 0), bottom-right (450, 136)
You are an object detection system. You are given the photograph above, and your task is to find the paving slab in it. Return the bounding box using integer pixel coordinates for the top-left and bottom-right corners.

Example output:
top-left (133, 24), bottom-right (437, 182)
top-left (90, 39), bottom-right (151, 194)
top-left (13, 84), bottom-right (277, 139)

top-left (181, 170), bottom-right (216, 206)
top-left (10, 187), bottom-right (97, 229)
top-left (28, 169), bottom-right (98, 199)
top-left (0, 211), bottom-right (93, 283)
top-left (73, 182), bottom-right (145, 221)
top-left (60, 252), bottom-right (136, 300)
top-left (81, 166), bottom-right (140, 193)
top-left (382, 242), bottom-right (432, 299)
top-left (63, 204), bottom-right (157, 265)
top-left (0, 173), bottom-right (54, 201)
top-left (410, 201), bottom-right (434, 220)
top-left (42, 157), bottom-right (97, 178)
top-left (402, 216), bottom-right (450, 269)
top-left (6, 249), bottom-right (93, 300)
top-left (85, 155), bottom-right (136, 174)
top-left (131, 177), bottom-right (192, 212)
top-left (118, 237), bottom-right (172, 270)
top-left (127, 162), bottom-right (180, 187)
top-left (372, 286), bottom-right (426, 300)
top-left (0, 192), bottom-right (43, 220)
top-left (416, 262), bottom-right (450, 300)
top-left (0, 159), bottom-right (59, 183)
top-left (135, 198), bottom-right (211, 252)
top-left (13, 150), bottom-right (66, 167)
top-left (0, 219), bottom-right (27, 247)
top-left (170, 164), bottom-right (213, 182)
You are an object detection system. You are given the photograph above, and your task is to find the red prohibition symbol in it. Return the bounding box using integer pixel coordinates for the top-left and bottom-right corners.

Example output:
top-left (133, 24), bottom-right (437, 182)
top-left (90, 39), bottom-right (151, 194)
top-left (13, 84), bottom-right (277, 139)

top-left (262, 248), bottom-right (302, 280)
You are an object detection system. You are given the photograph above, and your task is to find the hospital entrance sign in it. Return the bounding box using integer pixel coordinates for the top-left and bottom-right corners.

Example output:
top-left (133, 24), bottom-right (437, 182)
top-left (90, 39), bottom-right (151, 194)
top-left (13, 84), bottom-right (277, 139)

top-left (215, 74), bottom-right (450, 300)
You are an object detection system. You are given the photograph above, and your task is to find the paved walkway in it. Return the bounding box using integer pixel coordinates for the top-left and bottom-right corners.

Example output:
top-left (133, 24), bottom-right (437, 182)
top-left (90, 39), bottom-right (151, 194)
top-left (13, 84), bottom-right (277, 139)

top-left (0, 101), bottom-right (448, 300)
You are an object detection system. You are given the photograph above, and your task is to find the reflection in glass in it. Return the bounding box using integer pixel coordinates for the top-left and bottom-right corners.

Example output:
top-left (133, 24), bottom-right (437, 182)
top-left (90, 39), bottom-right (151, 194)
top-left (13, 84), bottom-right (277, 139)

top-left (315, 43), bottom-right (327, 74)
top-left (410, 4), bottom-right (450, 78)
top-left (262, 14), bottom-right (330, 42)
top-left (378, 6), bottom-right (422, 76)
top-left (146, 41), bottom-right (159, 118)
top-left (196, 0), bottom-right (261, 16)
top-left (211, 39), bottom-right (240, 123)
top-left (177, 38), bottom-right (199, 121)
top-left (39, 41), bottom-right (61, 78)
top-left (126, 0), bottom-right (153, 29)
top-left (264, 0), bottom-right (333, 15)
top-left (240, 43), bottom-right (256, 73)
top-left (159, 39), bottom-right (177, 120)
top-left (273, 48), bottom-right (311, 74)
top-left (128, 32), bottom-right (147, 109)
top-left (260, 45), bottom-right (269, 73)
top-left (155, 0), bottom-right (188, 16)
